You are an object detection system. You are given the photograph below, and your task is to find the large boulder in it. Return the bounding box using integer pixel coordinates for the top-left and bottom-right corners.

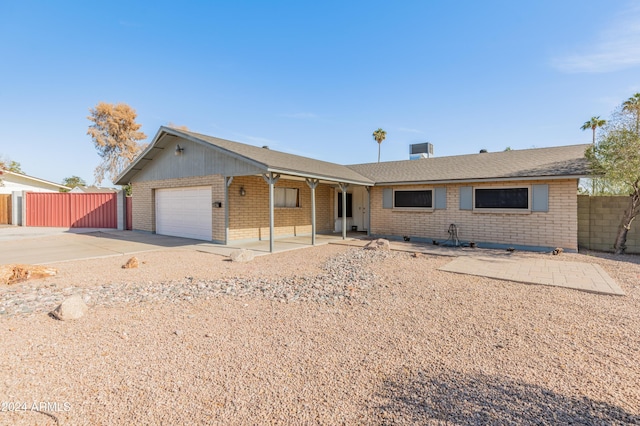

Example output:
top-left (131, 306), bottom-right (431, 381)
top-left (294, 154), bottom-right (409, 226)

top-left (364, 239), bottom-right (391, 251)
top-left (50, 294), bottom-right (88, 320)
top-left (229, 249), bottom-right (255, 262)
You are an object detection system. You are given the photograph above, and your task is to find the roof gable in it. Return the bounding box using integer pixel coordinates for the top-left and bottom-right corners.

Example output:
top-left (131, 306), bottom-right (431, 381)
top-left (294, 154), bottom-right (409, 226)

top-left (116, 127), bottom-right (374, 185)
top-left (0, 170), bottom-right (70, 191)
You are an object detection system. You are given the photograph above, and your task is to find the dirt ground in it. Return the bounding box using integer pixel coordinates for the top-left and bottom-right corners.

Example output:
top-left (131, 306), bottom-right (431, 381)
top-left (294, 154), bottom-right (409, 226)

top-left (1, 245), bottom-right (639, 425)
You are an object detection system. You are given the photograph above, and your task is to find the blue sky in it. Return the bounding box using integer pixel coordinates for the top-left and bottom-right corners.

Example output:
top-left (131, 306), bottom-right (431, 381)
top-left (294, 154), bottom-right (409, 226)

top-left (1, 1), bottom-right (639, 186)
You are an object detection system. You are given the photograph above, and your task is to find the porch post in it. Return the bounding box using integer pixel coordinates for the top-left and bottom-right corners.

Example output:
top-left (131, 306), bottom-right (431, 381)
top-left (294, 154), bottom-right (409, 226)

top-left (306, 178), bottom-right (319, 245)
top-left (225, 176), bottom-right (233, 244)
top-left (262, 172), bottom-right (280, 252)
top-left (366, 186), bottom-right (371, 237)
top-left (339, 183), bottom-right (349, 240)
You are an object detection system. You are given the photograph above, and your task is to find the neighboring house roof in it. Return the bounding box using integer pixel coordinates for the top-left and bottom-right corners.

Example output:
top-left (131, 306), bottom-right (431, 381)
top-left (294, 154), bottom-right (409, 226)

top-left (347, 144), bottom-right (591, 185)
top-left (116, 127), bottom-right (375, 186)
top-left (115, 126), bottom-right (591, 187)
top-left (70, 186), bottom-right (117, 193)
top-left (0, 169), bottom-right (70, 192)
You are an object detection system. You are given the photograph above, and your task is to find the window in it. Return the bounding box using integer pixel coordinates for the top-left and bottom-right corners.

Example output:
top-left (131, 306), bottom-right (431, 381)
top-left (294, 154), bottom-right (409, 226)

top-left (275, 188), bottom-right (299, 208)
top-left (394, 190), bottom-right (432, 208)
top-left (474, 187), bottom-right (528, 210)
top-left (337, 193), bottom-right (352, 218)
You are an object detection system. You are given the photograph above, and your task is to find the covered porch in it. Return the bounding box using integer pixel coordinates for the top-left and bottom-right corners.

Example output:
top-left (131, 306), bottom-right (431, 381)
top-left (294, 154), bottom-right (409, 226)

top-left (225, 172), bottom-right (372, 252)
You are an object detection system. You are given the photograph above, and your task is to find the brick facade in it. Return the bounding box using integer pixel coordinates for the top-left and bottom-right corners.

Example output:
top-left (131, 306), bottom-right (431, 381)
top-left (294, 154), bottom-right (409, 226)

top-left (370, 179), bottom-right (579, 250)
top-left (228, 176), bottom-right (333, 241)
top-left (133, 174), bottom-right (579, 250)
top-left (132, 175), bottom-right (334, 243)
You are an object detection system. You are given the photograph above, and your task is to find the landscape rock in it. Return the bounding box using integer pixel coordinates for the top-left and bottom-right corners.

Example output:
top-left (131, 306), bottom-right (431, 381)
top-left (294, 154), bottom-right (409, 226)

top-left (230, 249), bottom-right (255, 262)
top-left (50, 294), bottom-right (88, 320)
top-left (122, 257), bottom-right (139, 269)
top-left (364, 239), bottom-right (390, 251)
top-left (0, 264), bottom-right (57, 285)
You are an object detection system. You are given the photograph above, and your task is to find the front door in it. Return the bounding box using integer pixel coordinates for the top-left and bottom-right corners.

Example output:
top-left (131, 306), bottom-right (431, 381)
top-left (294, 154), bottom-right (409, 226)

top-left (352, 187), bottom-right (368, 232)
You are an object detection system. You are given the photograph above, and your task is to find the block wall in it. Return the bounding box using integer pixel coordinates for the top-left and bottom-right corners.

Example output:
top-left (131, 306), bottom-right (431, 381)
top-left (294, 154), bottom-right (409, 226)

top-left (370, 179), bottom-right (579, 250)
top-left (578, 195), bottom-right (640, 253)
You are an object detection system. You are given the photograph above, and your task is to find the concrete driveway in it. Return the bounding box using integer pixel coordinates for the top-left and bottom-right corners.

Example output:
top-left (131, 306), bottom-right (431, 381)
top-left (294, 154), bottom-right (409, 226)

top-left (0, 227), bottom-right (239, 264)
top-left (0, 227), bottom-right (352, 264)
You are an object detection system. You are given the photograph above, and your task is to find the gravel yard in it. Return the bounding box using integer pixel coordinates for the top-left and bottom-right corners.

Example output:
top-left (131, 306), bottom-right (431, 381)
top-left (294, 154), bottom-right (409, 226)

top-left (1, 244), bottom-right (639, 425)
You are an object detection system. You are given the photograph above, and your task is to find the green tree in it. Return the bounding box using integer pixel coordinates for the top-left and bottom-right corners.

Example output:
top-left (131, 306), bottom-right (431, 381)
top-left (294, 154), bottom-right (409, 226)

top-left (87, 102), bottom-right (147, 185)
top-left (0, 157), bottom-right (24, 173)
top-left (372, 128), bottom-right (387, 163)
top-left (622, 93), bottom-right (640, 135)
top-left (60, 175), bottom-right (87, 192)
top-left (586, 101), bottom-right (640, 253)
top-left (580, 116), bottom-right (607, 144)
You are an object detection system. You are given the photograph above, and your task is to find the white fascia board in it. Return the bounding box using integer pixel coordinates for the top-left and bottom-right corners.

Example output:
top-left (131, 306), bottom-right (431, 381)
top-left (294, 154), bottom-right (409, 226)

top-left (267, 168), bottom-right (373, 186)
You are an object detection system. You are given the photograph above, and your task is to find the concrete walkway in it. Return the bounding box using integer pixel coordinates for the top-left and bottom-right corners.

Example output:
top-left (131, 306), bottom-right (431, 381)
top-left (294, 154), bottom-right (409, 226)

top-left (331, 239), bottom-right (625, 296)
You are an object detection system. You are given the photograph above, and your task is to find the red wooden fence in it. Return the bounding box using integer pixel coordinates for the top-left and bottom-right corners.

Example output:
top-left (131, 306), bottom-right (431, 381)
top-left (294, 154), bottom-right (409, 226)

top-left (26, 192), bottom-right (117, 228)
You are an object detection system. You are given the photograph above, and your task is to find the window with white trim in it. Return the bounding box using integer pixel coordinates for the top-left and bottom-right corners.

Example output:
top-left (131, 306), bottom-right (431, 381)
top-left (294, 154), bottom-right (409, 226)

top-left (275, 187), bottom-right (299, 208)
top-left (393, 190), bottom-right (433, 208)
top-left (474, 187), bottom-right (529, 210)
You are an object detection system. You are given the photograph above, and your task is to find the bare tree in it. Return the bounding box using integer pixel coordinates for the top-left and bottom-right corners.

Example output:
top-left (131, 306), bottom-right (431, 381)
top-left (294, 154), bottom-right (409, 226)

top-left (87, 102), bottom-right (147, 184)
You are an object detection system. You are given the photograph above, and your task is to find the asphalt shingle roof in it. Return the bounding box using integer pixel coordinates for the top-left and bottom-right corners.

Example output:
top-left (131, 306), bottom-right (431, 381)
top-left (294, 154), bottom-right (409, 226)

top-left (172, 129), bottom-right (375, 185)
top-left (117, 127), bottom-right (591, 186)
top-left (347, 144), bottom-right (591, 184)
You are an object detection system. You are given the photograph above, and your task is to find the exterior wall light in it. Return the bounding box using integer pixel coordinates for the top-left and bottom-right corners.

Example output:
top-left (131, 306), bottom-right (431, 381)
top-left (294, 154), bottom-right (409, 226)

top-left (240, 187), bottom-right (246, 196)
top-left (175, 145), bottom-right (185, 155)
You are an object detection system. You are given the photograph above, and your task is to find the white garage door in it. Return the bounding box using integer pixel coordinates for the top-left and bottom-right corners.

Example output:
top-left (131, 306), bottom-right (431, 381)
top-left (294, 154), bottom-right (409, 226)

top-left (155, 186), bottom-right (212, 241)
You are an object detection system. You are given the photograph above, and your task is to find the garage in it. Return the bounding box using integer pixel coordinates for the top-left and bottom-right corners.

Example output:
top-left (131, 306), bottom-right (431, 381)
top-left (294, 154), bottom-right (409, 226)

top-left (155, 186), bottom-right (212, 241)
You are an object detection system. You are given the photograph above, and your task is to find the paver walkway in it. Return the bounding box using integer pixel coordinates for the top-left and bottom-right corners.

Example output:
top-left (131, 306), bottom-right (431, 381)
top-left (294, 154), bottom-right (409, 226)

top-left (439, 256), bottom-right (624, 296)
top-left (331, 239), bottom-right (624, 296)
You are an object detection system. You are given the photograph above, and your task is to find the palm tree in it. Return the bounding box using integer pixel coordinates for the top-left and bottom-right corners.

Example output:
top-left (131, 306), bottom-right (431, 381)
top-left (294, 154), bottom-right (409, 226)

top-left (623, 92), bottom-right (640, 134)
top-left (580, 116), bottom-right (607, 144)
top-left (372, 128), bottom-right (387, 163)
top-left (581, 116), bottom-right (607, 195)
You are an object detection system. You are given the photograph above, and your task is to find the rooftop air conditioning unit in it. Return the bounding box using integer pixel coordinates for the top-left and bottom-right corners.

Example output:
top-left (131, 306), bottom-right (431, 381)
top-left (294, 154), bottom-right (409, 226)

top-left (409, 142), bottom-right (433, 160)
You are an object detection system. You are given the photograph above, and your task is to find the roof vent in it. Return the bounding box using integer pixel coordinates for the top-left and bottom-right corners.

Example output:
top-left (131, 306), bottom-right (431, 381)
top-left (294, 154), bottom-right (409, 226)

top-left (409, 142), bottom-right (433, 160)
top-left (262, 145), bottom-right (270, 149)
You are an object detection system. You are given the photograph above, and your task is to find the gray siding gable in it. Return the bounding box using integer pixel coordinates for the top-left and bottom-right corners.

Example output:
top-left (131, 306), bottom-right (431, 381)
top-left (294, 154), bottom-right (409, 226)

top-left (133, 137), bottom-right (264, 182)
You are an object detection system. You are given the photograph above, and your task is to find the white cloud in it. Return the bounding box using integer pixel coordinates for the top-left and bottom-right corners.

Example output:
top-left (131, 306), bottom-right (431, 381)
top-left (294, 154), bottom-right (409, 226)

top-left (552, 4), bottom-right (640, 73)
